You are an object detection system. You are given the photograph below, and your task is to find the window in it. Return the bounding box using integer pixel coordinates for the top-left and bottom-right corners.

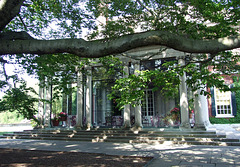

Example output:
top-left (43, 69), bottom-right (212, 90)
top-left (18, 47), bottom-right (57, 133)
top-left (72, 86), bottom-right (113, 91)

top-left (140, 58), bottom-right (176, 71)
top-left (215, 87), bottom-right (233, 118)
top-left (142, 90), bottom-right (154, 116)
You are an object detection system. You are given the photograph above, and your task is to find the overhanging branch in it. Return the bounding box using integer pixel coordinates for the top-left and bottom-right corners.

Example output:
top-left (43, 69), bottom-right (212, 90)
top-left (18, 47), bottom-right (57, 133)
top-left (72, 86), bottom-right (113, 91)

top-left (0, 0), bottom-right (25, 31)
top-left (0, 30), bottom-right (239, 57)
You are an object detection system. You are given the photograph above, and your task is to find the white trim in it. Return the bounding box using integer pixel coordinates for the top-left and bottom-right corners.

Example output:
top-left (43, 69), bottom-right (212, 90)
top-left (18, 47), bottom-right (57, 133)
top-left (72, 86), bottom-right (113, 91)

top-left (142, 89), bottom-right (154, 117)
top-left (214, 86), bottom-right (233, 117)
top-left (215, 116), bottom-right (234, 118)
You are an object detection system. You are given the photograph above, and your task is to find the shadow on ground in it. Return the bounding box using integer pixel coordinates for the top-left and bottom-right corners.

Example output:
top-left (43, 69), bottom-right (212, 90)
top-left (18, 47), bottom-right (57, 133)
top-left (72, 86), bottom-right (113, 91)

top-left (0, 148), bottom-right (153, 167)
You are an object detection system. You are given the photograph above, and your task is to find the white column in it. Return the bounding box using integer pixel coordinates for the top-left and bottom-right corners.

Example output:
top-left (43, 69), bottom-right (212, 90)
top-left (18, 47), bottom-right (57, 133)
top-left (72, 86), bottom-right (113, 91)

top-left (194, 87), bottom-right (210, 130)
top-left (44, 84), bottom-right (51, 127)
top-left (123, 64), bottom-right (131, 128)
top-left (101, 88), bottom-right (106, 125)
top-left (38, 85), bottom-right (44, 127)
top-left (134, 105), bottom-right (142, 128)
top-left (178, 57), bottom-right (190, 129)
top-left (86, 67), bottom-right (92, 130)
top-left (133, 62), bottom-right (142, 128)
top-left (67, 83), bottom-right (72, 115)
top-left (76, 70), bottom-right (83, 128)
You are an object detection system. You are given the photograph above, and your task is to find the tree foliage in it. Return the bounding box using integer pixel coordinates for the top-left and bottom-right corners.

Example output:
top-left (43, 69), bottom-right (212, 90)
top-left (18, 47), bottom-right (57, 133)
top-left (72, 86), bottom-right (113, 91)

top-left (86, 0), bottom-right (239, 39)
top-left (109, 61), bottom-right (181, 108)
top-left (0, 0), bottom-right (239, 112)
top-left (0, 81), bottom-right (39, 123)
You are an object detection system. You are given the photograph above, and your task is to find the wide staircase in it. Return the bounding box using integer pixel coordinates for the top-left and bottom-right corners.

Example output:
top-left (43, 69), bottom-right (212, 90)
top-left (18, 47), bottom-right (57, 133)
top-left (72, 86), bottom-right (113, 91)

top-left (1, 128), bottom-right (240, 146)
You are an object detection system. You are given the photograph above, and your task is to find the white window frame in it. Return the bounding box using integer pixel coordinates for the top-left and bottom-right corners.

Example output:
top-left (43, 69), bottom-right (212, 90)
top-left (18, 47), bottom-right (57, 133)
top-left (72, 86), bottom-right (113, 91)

top-left (214, 87), bottom-right (234, 118)
top-left (142, 89), bottom-right (154, 117)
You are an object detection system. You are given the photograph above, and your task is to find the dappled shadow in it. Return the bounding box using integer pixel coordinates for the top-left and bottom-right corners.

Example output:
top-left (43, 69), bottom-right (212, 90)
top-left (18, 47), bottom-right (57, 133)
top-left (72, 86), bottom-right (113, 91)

top-left (0, 148), bottom-right (153, 167)
top-left (0, 139), bottom-right (240, 166)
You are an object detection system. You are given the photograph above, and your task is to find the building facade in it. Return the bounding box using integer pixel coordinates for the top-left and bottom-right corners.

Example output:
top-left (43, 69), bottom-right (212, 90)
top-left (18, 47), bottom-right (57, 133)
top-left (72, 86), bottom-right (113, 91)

top-left (38, 46), bottom-right (237, 130)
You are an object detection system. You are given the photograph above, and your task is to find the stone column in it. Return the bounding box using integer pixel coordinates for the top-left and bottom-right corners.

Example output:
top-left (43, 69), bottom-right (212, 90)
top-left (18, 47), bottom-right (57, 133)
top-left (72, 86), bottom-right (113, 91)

top-left (38, 85), bottom-right (44, 127)
top-left (62, 93), bottom-right (67, 113)
top-left (194, 86), bottom-right (210, 130)
top-left (86, 67), bottom-right (92, 130)
top-left (44, 84), bottom-right (51, 127)
top-left (67, 84), bottom-right (72, 115)
top-left (178, 57), bottom-right (190, 129)
top-left (101, 88), bottom-right (106, 125)
top-left (76, 69), bottom-right (83, 128)
top-left (133, 62), bottom-right (142, 129)
top-left (123, 64), bottom-right (131, 128)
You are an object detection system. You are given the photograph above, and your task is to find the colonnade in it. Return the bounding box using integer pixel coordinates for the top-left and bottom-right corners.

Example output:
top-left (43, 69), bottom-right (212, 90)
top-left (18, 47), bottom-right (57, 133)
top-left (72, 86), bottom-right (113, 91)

top-left (38, 56), bottom-right (210, 130)
top-left (178, 56), bottom-right (210, 130)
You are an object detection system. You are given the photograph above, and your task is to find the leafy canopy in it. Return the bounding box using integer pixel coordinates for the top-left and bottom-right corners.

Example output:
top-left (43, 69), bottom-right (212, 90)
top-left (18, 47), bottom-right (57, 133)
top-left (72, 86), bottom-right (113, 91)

top-left (0, 0), bottom-right (239, 110)
top-left (0, 81), bottom-right (39, 124)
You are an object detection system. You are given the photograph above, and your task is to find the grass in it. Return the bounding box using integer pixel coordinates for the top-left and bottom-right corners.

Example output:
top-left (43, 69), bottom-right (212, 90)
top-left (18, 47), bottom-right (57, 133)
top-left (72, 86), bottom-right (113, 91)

top-left (0, 132), bottom-right (13, 135)
top-left (209, 117), bottom-right (240, 124)
top-left (0, 111), bottom-right (24, 124)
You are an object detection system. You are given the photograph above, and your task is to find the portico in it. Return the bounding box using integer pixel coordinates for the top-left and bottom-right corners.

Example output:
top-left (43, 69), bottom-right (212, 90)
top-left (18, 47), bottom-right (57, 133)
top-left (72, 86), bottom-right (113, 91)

top-left (38, 46), bottom-right (210, 130)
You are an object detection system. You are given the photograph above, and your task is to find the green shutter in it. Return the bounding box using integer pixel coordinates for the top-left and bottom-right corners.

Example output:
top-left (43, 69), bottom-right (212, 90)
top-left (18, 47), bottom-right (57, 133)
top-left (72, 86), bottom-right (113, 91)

top-left (210, 87), bottom-right (216, 116)
top-left (231, 84), bottom-right (237, 116)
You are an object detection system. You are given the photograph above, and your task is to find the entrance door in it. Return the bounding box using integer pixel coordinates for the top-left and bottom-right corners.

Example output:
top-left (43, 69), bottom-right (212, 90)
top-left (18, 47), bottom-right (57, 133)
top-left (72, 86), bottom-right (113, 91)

top-left (142, 90), bottom-right (154, 126)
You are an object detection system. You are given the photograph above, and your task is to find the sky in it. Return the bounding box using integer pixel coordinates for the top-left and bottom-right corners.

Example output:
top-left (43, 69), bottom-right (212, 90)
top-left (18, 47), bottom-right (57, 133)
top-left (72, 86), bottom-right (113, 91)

top-left (0, 63), bottom-right (38, 99)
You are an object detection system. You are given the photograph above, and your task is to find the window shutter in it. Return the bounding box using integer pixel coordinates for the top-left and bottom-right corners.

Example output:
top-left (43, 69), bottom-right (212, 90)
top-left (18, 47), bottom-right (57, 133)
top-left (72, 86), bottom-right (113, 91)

top-left (210, 87), bottom-right (216, 116)
top-left (231, 84), bottom-right (237, 116)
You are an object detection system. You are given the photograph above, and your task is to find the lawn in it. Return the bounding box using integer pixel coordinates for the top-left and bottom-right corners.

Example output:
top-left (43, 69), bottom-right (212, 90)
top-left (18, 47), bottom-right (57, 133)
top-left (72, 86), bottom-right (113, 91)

top-left (0, 132), bottom-right (13, 135)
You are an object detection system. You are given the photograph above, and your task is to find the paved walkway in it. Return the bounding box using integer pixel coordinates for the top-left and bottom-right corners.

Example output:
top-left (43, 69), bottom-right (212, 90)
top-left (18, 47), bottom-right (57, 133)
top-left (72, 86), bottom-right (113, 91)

top-left (0, 123), bottom-right (33, 132)
top-left (207, 124), bottom-right (240, 140)
top-left (0, 124), bottom-right (240, 167)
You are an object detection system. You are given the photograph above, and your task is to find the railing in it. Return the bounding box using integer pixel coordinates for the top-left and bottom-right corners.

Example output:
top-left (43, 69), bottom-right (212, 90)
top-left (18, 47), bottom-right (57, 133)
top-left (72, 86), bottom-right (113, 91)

top-left (66, 115), bottom-right (181, 128)
top-left (111, 116), bottom-right (123, 127)
top-left (67, 115), bottom-right (76, 127)
top-left (142, 116), bottom-right (181, 127)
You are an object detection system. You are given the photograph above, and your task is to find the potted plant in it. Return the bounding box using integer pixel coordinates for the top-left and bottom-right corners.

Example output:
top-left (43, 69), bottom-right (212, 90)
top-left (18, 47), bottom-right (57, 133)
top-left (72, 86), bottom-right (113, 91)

top-left (170, 107), bottom-right (179, 118)
top-left (170, 107), bottom-right (180, 126)
top-left (59, 112), bottom-right (67, 121)
top-left (51, 116), bottom-right (60, 126)
top-left (189, 110), bottom-right (195, 128)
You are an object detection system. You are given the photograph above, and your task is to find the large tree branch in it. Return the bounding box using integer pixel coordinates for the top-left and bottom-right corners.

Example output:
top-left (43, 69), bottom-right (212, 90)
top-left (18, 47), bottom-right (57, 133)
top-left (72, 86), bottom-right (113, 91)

top-left (0, 31), bottom-right (34, 40)
top-left (0, 0), bottom-right (25, 31)
top-left (0, 31), bottom-right (239, 57)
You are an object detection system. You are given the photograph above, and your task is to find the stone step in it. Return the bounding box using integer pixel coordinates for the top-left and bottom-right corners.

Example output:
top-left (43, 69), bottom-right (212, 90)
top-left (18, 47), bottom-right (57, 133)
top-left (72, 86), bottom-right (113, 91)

top-left (130, 139), bottom-right (240, 146)
top-left (3, 132), bottom-right (238, 143)
top-left (19, 130), bottom-right (218, 138)
top-left (7, 132), bottom-right (227, 139)
top-left (23, 129), bottom-right (217, 135)
top-left (3, 135), bottom-right (240, 146)
top-left (5, 132), bottom-right (239, 142)
top-left (2, 129), bottom-right (240, 146)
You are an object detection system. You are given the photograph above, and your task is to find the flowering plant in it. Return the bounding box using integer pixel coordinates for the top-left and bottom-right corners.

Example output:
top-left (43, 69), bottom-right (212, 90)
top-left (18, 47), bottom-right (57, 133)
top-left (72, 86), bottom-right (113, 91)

top-left (59, 112), bottom-right (67, 117)
top-left (170, 107), bottom-right (180, 114)
top-left (163, 114), bottom-right (172, 126)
